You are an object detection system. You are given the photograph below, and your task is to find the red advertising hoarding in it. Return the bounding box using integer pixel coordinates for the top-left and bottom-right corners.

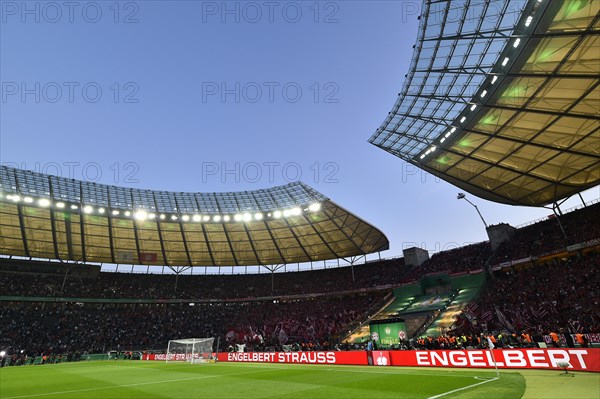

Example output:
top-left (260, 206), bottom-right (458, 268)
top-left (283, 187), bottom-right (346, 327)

top-left (389, 348), bottom-right (599, 372)
top-left (146, 349), bottom-right (599, 372)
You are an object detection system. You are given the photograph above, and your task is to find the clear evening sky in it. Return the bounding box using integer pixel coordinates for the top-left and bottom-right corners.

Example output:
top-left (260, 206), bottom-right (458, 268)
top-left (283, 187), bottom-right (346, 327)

top-left (1, 1), bottom-right (598, 261)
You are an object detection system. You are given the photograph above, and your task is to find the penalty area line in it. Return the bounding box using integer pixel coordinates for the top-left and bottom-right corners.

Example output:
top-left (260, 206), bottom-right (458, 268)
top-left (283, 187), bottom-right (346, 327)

top-left (427, 377), bottom-right (499, 399)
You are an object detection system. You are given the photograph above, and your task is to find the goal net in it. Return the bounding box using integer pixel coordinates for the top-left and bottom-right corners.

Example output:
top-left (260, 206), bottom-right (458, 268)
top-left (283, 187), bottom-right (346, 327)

top-left (166, 338), bottom-right (215, 364)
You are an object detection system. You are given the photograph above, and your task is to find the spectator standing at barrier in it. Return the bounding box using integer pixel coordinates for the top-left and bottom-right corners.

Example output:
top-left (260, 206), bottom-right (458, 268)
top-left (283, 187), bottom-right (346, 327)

top-left (562, 328), bottom-right (575, 348)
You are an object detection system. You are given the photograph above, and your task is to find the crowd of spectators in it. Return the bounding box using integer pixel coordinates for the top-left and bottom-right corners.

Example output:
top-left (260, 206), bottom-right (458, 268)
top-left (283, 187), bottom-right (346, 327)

top-left (0, 292), bottom-right (387, 359)
top-left (398, 242), bottom-right (491, 284)
top-left (0, 258), bottom-right (405, 301)
top-left (489, 202), bottom-right (600, 265)
top-left (461, 251), bottom-right (600, 335)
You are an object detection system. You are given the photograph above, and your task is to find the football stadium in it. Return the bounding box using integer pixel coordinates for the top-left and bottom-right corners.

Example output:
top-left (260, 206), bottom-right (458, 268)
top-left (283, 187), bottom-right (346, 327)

top-left (1, 0), bottom-right (599, 398)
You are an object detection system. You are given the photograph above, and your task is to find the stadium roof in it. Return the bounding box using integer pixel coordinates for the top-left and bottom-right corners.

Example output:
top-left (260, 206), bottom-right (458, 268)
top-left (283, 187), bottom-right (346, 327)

top-left (0, 166), bottom-right (388, 268)
top-left (369, 0), bottom-right (600, 206)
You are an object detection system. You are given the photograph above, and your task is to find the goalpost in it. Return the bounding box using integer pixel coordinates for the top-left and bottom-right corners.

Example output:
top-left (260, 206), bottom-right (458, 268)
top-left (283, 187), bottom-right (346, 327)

top-left (166, 338), bottom-right (215, 364)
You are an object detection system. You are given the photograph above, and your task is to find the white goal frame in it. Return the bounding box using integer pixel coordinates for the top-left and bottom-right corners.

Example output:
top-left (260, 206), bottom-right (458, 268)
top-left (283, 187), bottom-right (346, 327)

top-left (166, 338), bottom-right (215, 364)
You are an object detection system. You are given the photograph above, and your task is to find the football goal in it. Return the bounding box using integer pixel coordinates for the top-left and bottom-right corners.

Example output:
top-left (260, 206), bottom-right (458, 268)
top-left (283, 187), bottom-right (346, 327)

top-left (166, 338), bottom-right (215, 364)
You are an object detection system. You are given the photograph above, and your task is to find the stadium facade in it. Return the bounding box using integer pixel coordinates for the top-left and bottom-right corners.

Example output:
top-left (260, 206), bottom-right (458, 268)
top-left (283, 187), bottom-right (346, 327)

top-left (369, 0), bottom-right (599, 206)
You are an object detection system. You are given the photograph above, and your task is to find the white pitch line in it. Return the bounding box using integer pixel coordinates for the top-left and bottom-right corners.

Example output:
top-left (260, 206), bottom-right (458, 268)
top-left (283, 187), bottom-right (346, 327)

top-left (427, 377), bottom-right (499, 399)
top-left (2, 368), bottom-right (273, 399)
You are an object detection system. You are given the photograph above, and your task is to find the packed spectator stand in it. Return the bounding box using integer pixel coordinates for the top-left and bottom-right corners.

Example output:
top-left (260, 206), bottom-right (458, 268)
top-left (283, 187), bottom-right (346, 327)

top-left (1, 201), bottom-right (599, 364)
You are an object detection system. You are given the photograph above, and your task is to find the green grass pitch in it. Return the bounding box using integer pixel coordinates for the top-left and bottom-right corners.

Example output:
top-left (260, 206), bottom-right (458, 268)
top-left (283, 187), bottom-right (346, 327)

top-left (0, 361), bottom-right (598, 399)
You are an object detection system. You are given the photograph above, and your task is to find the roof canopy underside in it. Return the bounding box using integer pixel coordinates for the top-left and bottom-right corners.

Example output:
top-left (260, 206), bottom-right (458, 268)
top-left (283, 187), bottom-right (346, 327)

top-left (0, 167), bottom-right (388, 267)
top-left (370, 0), bottom-right (600, 206)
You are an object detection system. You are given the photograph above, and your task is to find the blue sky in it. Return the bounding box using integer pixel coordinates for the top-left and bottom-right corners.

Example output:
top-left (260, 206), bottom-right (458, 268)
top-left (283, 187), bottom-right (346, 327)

top-left (1, 1), bottom-right (598, 260)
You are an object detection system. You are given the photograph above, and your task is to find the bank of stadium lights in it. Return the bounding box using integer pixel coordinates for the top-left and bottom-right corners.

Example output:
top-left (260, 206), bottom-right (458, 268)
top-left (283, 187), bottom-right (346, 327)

top-left (1, 194), bottom-right (322, 223)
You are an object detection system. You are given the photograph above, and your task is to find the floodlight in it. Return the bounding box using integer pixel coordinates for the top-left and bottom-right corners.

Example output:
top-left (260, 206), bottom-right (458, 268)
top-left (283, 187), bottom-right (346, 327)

top-left (480, 90), bottom-right (487, 98)
top-left (470, 104), bottom-right (477, 111)
top-left (112, 210), bottom-right (120, 216)
top-left (234, 214), bottom-right (243, 222)
top-left (273, 211), bottom-right (282, 219)
top-left (192, 215), bottom-right (202, 222)
top-left (308, 203), bottom-right (321, 212)
top-left (124, 211), bottom-right (131, 217)
top-left (71, 204), bottom-right (78, 210)
top-left (254, 213), bottom-right (263, 220)
top-left (8, 195), bottom-right (20, 202)
top-left (223, 215), bottom-right (230, 222)
top-left (525, 16), bottom-right (533, 27)
top-left (242, 213), bottom-right (252, 222)
top-left (203, 215), bottom-right (210, 222)
top-left (460, 117), bottom-right (466, 123)
top-left (0, 351), bottom-right (5, 357)
top-left (160, 214), bottom-right (166, 220)
top-left (83, 205), bottom-right (94, 214)
top-left (135, 210), bottom-right (148, 220)
top-left (282, 209), bottom-right (291, 217)
top-left (55, 202), bottom-right (65, 209)
top-left (38, 198), bottom-right (51, 207)
top-left (171, 215), bottom-right (178, 221)
top-left (502, 57), bottom-right (509, 66)
top-left (491, 76), bottom-right (498, 84)
top-left (98, 208), bottom-right (105, 214)
top-left (181, 215), bottom-right (190, 222)
top-left (23, 197), bottom-right (33, 203)
top-left (290, 207), bottom-right (301, 216)
top-left (213, 215), bottom-right (221, 222)
top-left (513, 38), bottom-right (521, 48)
top-left (148, 213), bottom-right (156, 219)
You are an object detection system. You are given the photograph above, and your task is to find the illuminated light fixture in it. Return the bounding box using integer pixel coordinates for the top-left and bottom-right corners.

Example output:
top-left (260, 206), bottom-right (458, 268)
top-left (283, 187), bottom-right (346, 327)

top-left (171, 215), bottom-right (178, 221)
top-left (112, 210), bottom-right (120, 216)
top-left (135, 210), bottom-right (148, 220)
top-left (148, 213), bottom-right (156, 219)
top-left (440, 138), bottom-right (446, 143)
top-left (282, 209), bottom-right (291, 217)
top-left (7, 195), bottom-right (20, 202)
top-left (308, 203), bottom-right (321, 212)
top-left (71, 204), bottom-right (78, 210)
top-left (480, 90), bottom-right (487, 98)
top-left (525, 16), bottom-right (533, 27)
top-left (273, 210), bottom-right (282, 219)
top-left (203, 215), bottom-right (210, 222)
top-left (181, 215), bottom-right (190, 222)
top-left (492, 76), bottom-right (498, 84)
top-left (97, 208), bottom-right (105, 214)
top-left (242, 213), bottom-right (252, 222)
top-left (213, 215), bottom-right (221, 222)
top-left (431, 146), bottom-right (437, 152)
top-left (223, 215), bottom-right (230, 222)
top-left (290, 207), bottom-right (301, 216)
top-left (450, 127), bottom-right (456, 134)
top-left (254, 213), bottom-right (263, 220)
top-left (56, 202), bottom-right (65, 209)
top-left (445, 132), bottom-right (451, 138)
top-left (160, 214), bottom-right (166, 220)
top-left (124, 211), bottom-right (131, 217)
top-left (460, 116), bottom-right (466, 123)
top-left (420, 154), bottom-right (425, 159)
top-left (23, 196), bottom-right (33, 203)
top-left (234, 214), bottom-right (243, 222)
top-left (502, 57), bottom-right (509, 66)
top-left (38, 198), bottom-right (51, 207)
top-left (513, 38), bottom-right (521, 48)
top-left (425, 149), bottom-right (431, 155)
top-left (470, 104), bottom-right (477, 111)
top-left (192, 214), bottom-right (202, 222)
top-left (83, 205), bottom-right (94, 214)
